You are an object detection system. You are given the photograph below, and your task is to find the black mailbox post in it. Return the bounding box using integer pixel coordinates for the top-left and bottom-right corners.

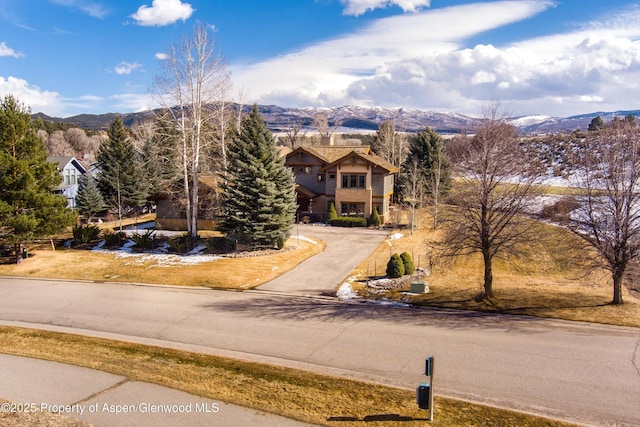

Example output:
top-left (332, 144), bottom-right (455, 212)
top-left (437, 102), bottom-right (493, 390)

top-left (416, 356), bottom-right (434, 421)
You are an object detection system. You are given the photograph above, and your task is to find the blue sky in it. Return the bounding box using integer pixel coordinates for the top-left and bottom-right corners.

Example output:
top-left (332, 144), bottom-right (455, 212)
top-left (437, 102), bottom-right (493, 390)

top-left (2, 0), bottom-right (640, 118)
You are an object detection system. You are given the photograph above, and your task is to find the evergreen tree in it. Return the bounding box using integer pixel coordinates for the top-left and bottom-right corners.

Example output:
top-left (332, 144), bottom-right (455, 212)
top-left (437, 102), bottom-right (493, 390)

top-left (142, 111), bottom-right (178, 203)
top-left (369, 207), bottom-right (381, 227)
top-left (97, 116), bottom-right (147, 228)
top-left (219, 105), bottom-right (297, 250)
top-left (400, 251), bottom-right (415, 275)
top-left (75, 174), bottom-right (107, 220)
top-left (588, 115), bottom-right (604, 131)
top-left (0, 95), bottom-right (75, 263)
top-left (386, 253), bottom-right (405, 278)
top-left (404, 126), bottom-right (452, 199)
top-left (327, 201), bottom-right (338, 223)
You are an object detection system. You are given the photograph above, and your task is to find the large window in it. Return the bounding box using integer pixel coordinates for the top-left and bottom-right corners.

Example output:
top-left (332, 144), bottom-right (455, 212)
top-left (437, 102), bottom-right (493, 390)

top-left (341, 203), bottom-right (365, 216)
top-left (341, 174), bottom-right (366, 189)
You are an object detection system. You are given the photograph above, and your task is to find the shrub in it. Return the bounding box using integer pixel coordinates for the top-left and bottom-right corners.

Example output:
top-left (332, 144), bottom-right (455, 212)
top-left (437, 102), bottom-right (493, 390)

top-left (131, 230), bottom-right (155, 251)
top-left (540, 197), bottom-right (581, 222)
top-left (72, 224), bottom-right (101, 244)
top-left (167, 233), bottom-right (200, 254)
top-left (103, 231), bottom-right (126, 247)
top-left (369, 207), bottom-right (381, 227)
top-left (330, 216), bottom-right (368, 227)
top-left (400, 251), bottom-right (415, 275)
top-left (386, 253), bottom-right (405, 278)
top-left (327, 201), bottom-right (338, 223)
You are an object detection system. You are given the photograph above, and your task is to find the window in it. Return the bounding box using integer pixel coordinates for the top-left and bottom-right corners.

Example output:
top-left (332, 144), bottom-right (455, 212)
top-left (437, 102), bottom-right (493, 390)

top-left (317, 174), bottom-right (325, 183)
top-left (341, 203), bottom-right (365, 216)
top-left (341, 174), bottom-right (366, 189)
top-left (298, 166), bottom-right (312, 175)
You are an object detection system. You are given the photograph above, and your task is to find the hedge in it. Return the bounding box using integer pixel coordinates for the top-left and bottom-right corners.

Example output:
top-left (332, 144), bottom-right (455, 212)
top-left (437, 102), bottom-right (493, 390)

top-left (330, 216), bottom-right (368, 227)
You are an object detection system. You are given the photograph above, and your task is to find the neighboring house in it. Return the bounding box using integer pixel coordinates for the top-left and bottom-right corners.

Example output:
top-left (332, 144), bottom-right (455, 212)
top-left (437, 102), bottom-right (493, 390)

top-left (154, 175), bottom-right (220, 231)
top-left (284, 137), bottom-right (398, 223)
top-left (48, 156), bottom-right (87, 209)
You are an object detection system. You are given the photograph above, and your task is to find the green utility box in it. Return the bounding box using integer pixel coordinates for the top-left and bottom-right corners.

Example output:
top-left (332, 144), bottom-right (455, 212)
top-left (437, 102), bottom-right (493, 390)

top-left (410, 281), bottom-right (429, 293)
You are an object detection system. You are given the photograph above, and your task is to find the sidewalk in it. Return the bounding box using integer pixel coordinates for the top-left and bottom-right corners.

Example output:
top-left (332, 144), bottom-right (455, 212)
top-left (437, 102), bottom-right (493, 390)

top-left (0, 354), bottom-right (311, 426)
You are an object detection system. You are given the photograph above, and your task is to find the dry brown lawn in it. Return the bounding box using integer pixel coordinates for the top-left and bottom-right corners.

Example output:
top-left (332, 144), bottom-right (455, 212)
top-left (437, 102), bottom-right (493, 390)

top-left (351, 209), bottom-right (640, 327)
top-left (0, 235), bottom-right (325, 290)
top-left (0, 326), bottom-right (577, 427)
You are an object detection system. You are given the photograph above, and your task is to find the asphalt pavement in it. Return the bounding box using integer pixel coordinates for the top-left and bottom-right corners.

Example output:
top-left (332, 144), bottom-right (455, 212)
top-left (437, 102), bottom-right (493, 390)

top-left (1, 225), bottom-right (639, 426)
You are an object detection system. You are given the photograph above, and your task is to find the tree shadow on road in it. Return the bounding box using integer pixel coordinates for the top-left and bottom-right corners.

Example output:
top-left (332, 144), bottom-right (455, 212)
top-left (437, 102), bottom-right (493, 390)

top-left (200, 293), bottom-right (567, 334)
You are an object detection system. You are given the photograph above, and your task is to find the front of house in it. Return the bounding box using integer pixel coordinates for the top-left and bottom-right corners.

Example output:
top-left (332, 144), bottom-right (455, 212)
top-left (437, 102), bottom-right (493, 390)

top-left (285, 142), bottom-right (398, 223)
top-left (48, 156), bottom-right (87, 209)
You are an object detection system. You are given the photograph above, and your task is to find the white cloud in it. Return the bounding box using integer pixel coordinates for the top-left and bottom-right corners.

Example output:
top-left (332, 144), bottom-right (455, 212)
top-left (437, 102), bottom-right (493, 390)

top-left (109, 93), bottom-right (154, 113)
top-left (114, 61), bottom-right (142, 75)
top-left (131, 0), bottom-right (194, 27)
top-left (155, 52), bottom-right (169, 60)
top-left (230, 0), bottom-right (640, 117)
top-left (0, 75), bottom-right (153, 117)
top-left (0, 42), bottom-right (24, 58)
top-left (50, 0), bottom-right (109, 19)
top-left (0, 76), bottom-right (61, 113)
top-left (341, 0), bottom-right (431, 16)
top-left (232, 0), bottom-right (555, 111)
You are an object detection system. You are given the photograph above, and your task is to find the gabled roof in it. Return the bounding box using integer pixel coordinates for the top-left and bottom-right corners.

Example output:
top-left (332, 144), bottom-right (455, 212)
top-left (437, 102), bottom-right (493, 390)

top-left (295, 183), bottom-right (318, 198)
top-left (285, 145), bottom-right (371, 164)
top-left (320, 150), bottom-right (399, 173)
top-left (47, 156), bottom-right (87, 174)
top-left (307, 146), bottom-right (371, 163)
top-left (285, 145), bottom-right (398, 174)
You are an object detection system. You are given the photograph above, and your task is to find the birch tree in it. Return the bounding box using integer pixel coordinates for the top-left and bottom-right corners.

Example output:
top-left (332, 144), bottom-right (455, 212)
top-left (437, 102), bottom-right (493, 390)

top-left (154, 23), bottom-right (231, 236)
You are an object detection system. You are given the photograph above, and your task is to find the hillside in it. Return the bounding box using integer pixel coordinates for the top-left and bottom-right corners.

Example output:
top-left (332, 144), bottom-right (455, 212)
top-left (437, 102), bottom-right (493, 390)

top-left (33, 105), bottom-right (640, 135)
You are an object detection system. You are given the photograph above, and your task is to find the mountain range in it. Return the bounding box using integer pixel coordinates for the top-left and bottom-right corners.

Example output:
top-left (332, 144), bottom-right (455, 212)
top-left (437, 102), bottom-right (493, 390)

top-left (33, 105), bottom-right (640, 135)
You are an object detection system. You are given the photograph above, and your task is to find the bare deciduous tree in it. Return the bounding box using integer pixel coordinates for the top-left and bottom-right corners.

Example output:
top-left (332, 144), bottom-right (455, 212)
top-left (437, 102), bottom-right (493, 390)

top-left (280, 117), bottom-right (307, 149)
top-left (313, 113), bottom-right (329, 138)
top-left (442, 105), bottom-right (540, 298)
top-left (372, 119), bottom-right (405, 172)
top-left (401, 157), bottom-right (425, 234)
top-left (154, 23), bottom-right (231, 236)
top-left (45, 130), bottom-right (73, 156)
top-left (570, 120), bottom-right (640, 305)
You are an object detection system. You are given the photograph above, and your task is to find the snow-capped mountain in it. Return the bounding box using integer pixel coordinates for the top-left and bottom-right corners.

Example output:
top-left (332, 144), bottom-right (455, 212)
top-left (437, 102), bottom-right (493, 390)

top-left (34, 105), bottom-right (640, 135)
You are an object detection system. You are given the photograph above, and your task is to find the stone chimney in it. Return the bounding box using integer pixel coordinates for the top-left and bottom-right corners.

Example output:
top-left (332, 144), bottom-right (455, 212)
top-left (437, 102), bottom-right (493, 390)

top-left (320, 134), bottom-right (335, 146)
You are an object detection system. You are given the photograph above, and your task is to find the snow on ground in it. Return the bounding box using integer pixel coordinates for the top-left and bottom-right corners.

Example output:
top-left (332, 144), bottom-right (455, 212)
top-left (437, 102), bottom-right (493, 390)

top-left (91, 238), bottom-right (222, 267)
top-left (294, 235), bottom-right (318, 244)
top-left (337, 281), bottom-right (359, 300)
top-left (388, 233), bottom-right (404, 240)
top-left (89, 233), bottom-right (317, 267)
top-left (337, 278), bottom-right (412, 308)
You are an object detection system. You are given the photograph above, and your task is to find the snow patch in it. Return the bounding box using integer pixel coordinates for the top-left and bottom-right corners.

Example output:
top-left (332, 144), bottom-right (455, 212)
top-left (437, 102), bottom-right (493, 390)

top-left (91, 239), bottom-right (221, 267)
top-left (337, 281), bottom-right (359, 300)
top-left (297, 235), bottom-right (318, 244)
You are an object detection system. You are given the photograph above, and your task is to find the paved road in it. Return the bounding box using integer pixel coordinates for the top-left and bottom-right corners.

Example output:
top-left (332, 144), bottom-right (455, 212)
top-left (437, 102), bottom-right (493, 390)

top-left (1, 277), bottom-right (639, 426)
top-left (0, 226), bottom-right (639, 426)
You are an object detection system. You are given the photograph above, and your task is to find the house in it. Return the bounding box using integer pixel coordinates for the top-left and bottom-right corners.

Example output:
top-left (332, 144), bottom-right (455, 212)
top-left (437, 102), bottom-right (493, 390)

top-left (48, 156), bottom-right (87, 209)
top-left (284, 137), bottom-right (398, 223)
top-left (154, 174), bottom-right (220, 231)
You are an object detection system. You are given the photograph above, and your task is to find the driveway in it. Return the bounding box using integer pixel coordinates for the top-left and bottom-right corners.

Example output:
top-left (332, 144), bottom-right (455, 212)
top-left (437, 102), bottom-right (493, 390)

top-left (258, 224), bottom-right (389, 295)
